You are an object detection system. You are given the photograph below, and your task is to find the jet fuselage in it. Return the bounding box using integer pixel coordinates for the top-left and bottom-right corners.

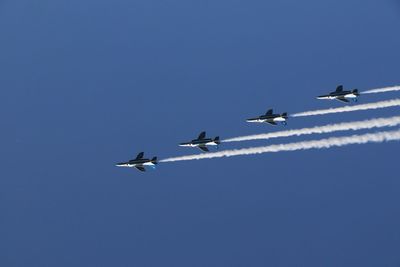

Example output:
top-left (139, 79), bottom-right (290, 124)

top-left (179, 132), bottom-right (220, 152)
top-left (317, 91), bottom-right (359, 100)
top-left (247, 113), bottom-right (288, 125)
top-left (317, 86), bottom-right (359, 103)
top-left (179, 138), bottom-right (219, 147)
top-left (116, 158), bottom-right (156, 168)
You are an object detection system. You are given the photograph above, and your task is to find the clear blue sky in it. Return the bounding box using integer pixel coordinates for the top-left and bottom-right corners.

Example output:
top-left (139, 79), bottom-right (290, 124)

top-left (1, 0), bottom-right (400, 266)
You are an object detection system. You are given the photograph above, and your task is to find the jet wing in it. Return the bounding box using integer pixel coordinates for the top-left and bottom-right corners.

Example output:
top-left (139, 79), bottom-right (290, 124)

top-left (198, 146), bottom-right (209, 152)
top-left (198, 131), bottom-right (206, 140)
top-left (135, 152), bottom-right (144, 160)
top-left (135, 166), bottom-right (146, 172)
top-left (336, 97), bottom-right (349, 103)
top-left (335, 85), bottom-right (343, 92)
top-left (267, 121), bottom-right (277, 125)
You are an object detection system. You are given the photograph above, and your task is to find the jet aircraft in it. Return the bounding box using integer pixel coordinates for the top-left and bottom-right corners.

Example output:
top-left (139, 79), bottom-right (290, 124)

top-left (247, 109), bottom-right (288, 125)
top-left (116, 152), bottom-right (157, 172)
top-left (317, 85), bottom-right (359, 103)
top-left (179, 131), bottom-right (220, 152)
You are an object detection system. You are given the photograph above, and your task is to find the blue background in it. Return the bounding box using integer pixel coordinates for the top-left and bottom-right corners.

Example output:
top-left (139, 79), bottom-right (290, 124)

top-left (1, 0), bottom-right (400, 266)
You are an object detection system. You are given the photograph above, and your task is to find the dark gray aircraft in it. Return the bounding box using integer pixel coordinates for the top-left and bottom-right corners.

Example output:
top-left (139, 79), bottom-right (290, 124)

top-left (317, 85), bottom-right (359, 103)
top-left (247, 109), bottom-right (288, 125)
top-left (179, 131), bottom-right (220, 152)
top-left (116, 152), bottom-right (157, 172)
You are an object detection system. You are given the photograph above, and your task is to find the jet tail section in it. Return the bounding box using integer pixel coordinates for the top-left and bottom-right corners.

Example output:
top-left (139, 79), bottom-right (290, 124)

top-left (281, 112), bottom-right (288, 118)
top-left (214, 136), bottom-right (221, 145)
top-left (151, 157), bottom-right (158, 164)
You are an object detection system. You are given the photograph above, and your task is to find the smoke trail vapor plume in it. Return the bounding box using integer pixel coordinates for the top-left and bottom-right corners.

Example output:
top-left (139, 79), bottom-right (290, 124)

top-left (291, 99), bottom-right (400, 117)
top-left (223, 116), bottom-right (400, 142)
top-left (362, 85), bottom-right (400, 94)
top-left (161, 129), bottom-right (400, 162)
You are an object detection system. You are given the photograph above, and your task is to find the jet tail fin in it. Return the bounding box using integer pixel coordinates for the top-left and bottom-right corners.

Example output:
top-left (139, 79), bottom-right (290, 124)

top-left (336, 85), bottom-right (343, 92)
top-left (281, 112), bottom-right (288, 118)
top-left (214, 136), bottom-right (221, 145)
top-left (151, 157), bottom-right (158, 164)
top-left (353, 89), bottom-right (359, 94)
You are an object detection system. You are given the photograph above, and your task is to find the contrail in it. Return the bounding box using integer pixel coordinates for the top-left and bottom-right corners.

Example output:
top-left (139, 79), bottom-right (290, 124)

top-left (291, 98), bottom-right (400, 117)
top-left (223, 115), bottom-right (400, 142)
top-left (362, 85), bottom-right (400, 94)
top-left (160, 128), bottom-right (400, 162)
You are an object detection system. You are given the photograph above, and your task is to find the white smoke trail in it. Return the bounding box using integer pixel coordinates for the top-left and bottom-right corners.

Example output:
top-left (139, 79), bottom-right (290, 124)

top-left (160, 129), bottom-right (400, 162)
top-left (291, 98), bottom-right (400, 117)
top-left (223, 115), bottom-right (400, 142)
top-left (362, 85), bottom-right (400, 94)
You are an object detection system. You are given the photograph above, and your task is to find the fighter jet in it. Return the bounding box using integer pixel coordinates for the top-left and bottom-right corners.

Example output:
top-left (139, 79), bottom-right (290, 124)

top-left (116, 152), bottom-right (157, 172)
top-left (317, 85), bottom-right (359, 103)
top-left (247, 109), bottom-right (288, 125)
top-left (179, 131), bottom-right (220, 152)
